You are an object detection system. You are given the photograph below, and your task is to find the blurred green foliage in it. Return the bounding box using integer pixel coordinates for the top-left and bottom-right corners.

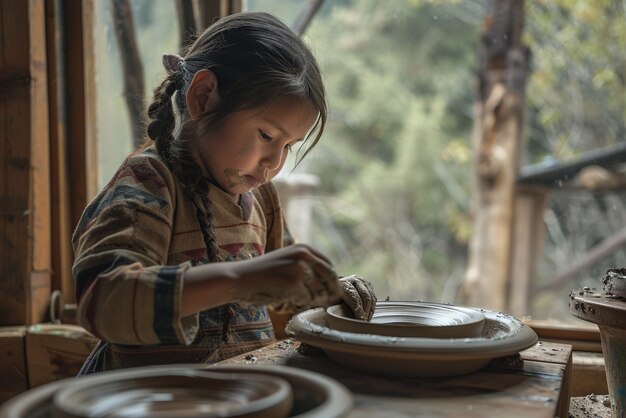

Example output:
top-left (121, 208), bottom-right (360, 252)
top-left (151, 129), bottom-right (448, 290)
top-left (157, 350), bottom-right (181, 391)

top-left (525, 0), bottom-right (626, 162)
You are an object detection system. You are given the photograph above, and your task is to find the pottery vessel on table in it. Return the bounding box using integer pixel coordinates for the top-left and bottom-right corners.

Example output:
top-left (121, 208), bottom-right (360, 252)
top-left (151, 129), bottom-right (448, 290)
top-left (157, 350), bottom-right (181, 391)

top-left (288, 302), bottom-right (537, 378)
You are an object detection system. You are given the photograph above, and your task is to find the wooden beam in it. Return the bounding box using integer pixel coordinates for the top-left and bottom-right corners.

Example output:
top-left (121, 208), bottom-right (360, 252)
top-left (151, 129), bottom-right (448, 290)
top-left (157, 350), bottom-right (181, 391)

top-left (46, 0), bottom-right (73, 302)
top-left (518, 141), bottom-right (626, 187)
top-left (64, 0), bottom-right (98, 242)
top-left (0, 0), bottom-right (51, 325)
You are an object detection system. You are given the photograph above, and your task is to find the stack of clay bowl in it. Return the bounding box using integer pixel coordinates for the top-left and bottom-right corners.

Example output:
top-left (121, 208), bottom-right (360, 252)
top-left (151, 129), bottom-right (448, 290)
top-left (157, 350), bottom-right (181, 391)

top-left (286, 301), bottom-right (538, 378)
top-left (0, 364), bottom-right (352, 418)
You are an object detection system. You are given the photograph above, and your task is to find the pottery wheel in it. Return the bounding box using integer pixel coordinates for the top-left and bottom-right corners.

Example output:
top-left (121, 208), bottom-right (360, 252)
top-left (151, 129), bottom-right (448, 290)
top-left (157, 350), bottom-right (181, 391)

top-left (569, 287), bottom-right (626, 327)
top-left (286, 304), bottom-right (538, 378)
top-left (569, 287), bottom-right (626, 418)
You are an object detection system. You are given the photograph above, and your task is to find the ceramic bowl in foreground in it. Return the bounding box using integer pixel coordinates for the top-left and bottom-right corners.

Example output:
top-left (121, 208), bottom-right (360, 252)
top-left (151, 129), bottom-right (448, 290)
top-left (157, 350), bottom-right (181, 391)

top-left (287, 306), bottom-right (538, 378)
top-left (206, 365), bottom-right (353, 418)
top-left (326, 301), bottom-right (485, 338)
top-left (51, 368), bottom-right (293, 418)
top-left (0, 364), bottom-right (352, 418)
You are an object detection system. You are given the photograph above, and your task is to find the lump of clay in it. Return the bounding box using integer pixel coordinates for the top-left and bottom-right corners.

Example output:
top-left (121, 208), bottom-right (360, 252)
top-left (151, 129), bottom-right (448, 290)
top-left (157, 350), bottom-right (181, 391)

top-left (602, 268), bottom-right (626, 298)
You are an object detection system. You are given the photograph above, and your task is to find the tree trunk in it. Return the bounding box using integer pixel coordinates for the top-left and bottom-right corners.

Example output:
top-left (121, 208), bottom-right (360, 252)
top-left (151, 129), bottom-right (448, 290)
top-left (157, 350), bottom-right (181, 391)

top-left (110, 0), bottom-right (145, 149)
top-left (459, 0), bottom-right (529, 312)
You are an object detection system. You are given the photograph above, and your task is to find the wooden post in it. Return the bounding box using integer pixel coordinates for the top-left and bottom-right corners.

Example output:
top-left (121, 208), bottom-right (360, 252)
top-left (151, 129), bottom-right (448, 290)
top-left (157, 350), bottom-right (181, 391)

top-left (508, 186), bottom-right (548, 317)
top-left (459, 0), bottom-right (529, 312)
top-left (193, 0), bottom-right (220, 30)
top-left (0, 0), bottom-right (51, 325)
top-left (176, 0), bottom-right (198, 51)
top-left (46, 0), bottom-right (73, 304)
top-left (52, 0), bottom-right (98, 305)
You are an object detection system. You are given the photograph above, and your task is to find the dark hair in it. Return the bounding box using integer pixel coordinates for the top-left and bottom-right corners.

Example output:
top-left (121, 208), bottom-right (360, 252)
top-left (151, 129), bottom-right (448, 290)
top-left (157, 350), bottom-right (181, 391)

top-left (145, 12), bottom-right (327, 262)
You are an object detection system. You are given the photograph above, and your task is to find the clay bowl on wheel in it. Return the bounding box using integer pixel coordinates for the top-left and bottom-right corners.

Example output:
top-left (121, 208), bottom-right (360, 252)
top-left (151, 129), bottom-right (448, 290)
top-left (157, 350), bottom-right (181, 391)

top-left (326, 301), bottom-right (485, 338)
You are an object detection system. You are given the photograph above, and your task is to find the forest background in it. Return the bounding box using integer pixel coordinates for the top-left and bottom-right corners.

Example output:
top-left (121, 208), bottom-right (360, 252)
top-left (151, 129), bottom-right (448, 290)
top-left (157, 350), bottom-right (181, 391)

top-left (95, 0), bottom-right (626, 321)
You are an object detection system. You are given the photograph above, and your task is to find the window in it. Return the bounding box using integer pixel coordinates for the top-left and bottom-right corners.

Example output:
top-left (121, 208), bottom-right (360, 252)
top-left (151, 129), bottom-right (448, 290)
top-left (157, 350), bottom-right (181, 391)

top-left (91, 0), bottom-right (626, 322)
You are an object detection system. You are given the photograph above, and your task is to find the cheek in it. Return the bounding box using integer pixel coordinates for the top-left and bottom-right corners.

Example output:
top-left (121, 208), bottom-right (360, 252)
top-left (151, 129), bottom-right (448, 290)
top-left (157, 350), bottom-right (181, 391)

top-left (279, 149), bottom-right (291, 167)
top-left (234, 140), bottom-right (254, 157)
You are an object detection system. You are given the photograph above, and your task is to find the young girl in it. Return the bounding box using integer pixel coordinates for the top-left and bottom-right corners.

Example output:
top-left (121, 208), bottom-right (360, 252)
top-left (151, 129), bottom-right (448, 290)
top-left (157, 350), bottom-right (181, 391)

top-left (72, 11), bottom-right (376, 374)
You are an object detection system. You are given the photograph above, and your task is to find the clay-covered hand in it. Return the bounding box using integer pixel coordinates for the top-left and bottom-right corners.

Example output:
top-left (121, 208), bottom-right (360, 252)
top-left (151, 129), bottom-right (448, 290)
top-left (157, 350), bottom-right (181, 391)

top-left (338, 275), bottom-right (377, 321)
top-left (228, 243), bottom-right (341, 309)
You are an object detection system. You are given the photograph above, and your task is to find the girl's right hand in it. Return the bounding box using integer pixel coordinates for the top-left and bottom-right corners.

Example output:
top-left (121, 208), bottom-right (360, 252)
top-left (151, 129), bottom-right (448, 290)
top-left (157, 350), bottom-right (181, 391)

top-left (228, 243), bottom-right (341, 309)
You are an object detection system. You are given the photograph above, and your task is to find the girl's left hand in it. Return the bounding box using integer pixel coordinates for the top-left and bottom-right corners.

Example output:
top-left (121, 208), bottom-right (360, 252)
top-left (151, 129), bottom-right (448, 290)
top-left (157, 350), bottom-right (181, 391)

top-left (338, 275), bottom-right (377, 321)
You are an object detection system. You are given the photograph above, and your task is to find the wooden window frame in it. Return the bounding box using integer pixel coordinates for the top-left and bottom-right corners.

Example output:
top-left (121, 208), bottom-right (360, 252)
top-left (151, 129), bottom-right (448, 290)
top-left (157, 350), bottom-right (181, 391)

top-left (0, 0), bottom-right (239, 326)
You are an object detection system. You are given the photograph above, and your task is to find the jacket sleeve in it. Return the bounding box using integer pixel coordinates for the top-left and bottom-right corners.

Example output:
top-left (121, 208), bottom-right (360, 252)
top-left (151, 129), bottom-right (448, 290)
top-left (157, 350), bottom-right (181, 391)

top-left (72, 152), bottom-right (198, 345)
top-left (255, 182), bottom-right (305, 316)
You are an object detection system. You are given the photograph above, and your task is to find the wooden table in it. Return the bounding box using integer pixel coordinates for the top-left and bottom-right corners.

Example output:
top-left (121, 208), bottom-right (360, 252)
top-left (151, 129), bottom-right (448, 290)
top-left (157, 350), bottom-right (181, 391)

top-left (218, 339), bottom-right (572, 418)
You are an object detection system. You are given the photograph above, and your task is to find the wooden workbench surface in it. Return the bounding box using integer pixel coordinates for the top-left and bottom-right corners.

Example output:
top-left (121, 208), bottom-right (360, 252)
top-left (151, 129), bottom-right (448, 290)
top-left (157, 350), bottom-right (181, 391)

top-left (217, 339), bottom-right (572, 418)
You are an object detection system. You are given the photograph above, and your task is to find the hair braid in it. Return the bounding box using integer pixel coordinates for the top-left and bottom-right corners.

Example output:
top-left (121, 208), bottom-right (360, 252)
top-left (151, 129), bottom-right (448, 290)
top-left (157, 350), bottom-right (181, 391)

top-left (146, 78), bottom-right (177, 160)
top-left (188, 176), bottom-right (222, 263)
top-left (146, 76), bottom-right (222, 263)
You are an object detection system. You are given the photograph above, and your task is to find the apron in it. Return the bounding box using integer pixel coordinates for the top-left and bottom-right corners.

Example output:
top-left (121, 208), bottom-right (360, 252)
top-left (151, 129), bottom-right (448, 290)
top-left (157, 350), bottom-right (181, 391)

top-left (78, 303), bottom-right (275, 375)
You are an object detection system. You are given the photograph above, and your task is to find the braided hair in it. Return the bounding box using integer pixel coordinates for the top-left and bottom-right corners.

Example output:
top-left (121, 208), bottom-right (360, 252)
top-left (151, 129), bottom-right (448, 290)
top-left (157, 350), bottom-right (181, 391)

top-left (145, 12), bottom-right (327, 263)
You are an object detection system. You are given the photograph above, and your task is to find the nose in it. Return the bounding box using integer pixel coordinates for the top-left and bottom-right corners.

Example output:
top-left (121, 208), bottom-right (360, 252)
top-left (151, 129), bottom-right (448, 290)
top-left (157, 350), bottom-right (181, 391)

top-left (260, 144), bottom-right (286, 171)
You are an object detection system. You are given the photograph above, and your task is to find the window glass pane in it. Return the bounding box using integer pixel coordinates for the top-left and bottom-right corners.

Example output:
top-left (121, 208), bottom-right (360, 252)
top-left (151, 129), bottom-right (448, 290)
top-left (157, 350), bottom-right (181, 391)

top-left (525, 1), bottom-right (626, 320)
top-left (94, 0), bottom-right (179, 188)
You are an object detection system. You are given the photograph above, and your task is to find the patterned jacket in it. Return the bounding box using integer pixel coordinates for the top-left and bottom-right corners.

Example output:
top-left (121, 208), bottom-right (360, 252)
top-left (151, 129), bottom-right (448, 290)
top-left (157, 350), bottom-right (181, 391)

top-left (72, 146), bottom-right (288, 371)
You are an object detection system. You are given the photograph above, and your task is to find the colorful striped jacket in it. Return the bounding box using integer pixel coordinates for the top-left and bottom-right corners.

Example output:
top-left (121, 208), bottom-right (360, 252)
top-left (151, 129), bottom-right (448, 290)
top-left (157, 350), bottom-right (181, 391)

top-left (72, 146), bottom-right (288, 372)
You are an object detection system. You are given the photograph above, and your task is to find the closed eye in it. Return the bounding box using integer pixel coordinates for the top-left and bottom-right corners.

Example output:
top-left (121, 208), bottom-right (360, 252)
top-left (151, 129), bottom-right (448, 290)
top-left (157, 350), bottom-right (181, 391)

top-left (258, 130), bottom-right (273, 142)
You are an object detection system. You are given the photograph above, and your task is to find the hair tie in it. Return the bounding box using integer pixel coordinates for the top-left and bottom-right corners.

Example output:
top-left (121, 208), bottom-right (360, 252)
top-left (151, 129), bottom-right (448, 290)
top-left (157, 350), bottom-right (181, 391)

top-left (162, 54), bottom-right (184, 75)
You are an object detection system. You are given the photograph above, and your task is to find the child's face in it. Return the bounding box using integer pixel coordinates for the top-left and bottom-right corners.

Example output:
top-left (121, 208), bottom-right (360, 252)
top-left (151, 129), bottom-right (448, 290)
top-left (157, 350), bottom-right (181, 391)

top-left (197, 96), bottom-right (318, 195)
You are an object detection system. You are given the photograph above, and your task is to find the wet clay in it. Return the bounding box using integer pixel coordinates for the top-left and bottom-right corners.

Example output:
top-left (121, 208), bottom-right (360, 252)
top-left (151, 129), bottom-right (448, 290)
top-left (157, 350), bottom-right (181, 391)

top-left (230, 260), bottom-right (334, 309)
top-left (338, 275), bottom-right (377, 321)
top-left (603, 268), bottom-right (626, 298)
top-left (224, 167), bottom-right (246, 188)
